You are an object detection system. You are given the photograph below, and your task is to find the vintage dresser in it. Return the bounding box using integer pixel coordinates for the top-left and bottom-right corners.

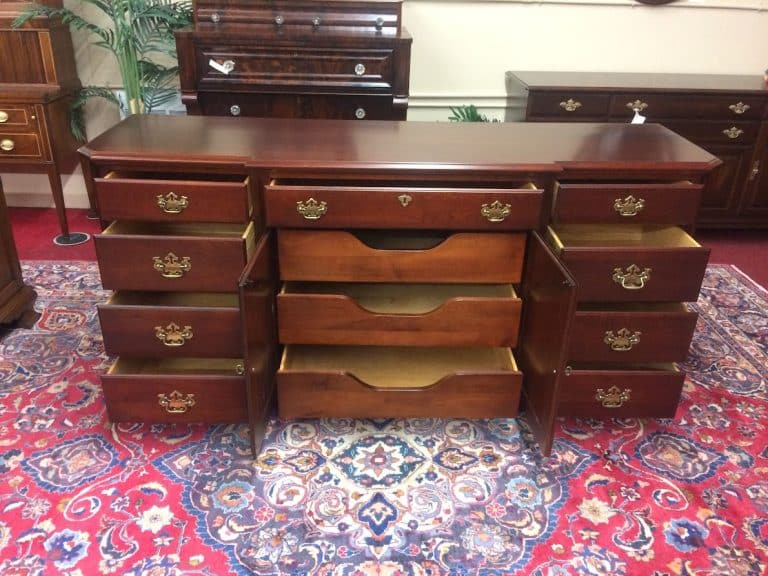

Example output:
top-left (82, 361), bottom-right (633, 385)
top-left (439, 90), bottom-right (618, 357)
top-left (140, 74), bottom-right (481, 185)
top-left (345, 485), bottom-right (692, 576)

top-left (506, 71), bottom-right (768, 229)
top-left (79, 116), bottom-right (720, 455)
top-left (175, 0), bottom-right (412, 120)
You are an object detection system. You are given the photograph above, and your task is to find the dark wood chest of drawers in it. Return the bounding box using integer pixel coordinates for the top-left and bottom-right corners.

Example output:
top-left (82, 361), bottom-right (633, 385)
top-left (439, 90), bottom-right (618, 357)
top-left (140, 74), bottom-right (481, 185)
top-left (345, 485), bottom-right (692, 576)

top-left (80, 116), bottom-right (719, 456)
top-left (176, 0), bottom-right (412, 120)
top-left (507, 71), bottom-right (768, 229)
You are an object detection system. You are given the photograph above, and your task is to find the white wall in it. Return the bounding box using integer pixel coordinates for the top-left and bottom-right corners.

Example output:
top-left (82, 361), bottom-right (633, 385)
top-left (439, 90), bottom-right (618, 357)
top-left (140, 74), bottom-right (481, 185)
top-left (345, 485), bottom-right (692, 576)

top-left (5, 0), bottom-right (768, 207)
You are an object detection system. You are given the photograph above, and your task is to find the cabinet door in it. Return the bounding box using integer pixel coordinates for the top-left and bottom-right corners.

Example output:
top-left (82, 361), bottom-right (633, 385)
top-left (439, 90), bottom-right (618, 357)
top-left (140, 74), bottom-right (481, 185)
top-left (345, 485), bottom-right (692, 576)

top-left (239, 230), bottom-right (277, 456)
top-left (695, 142), bottom-right (754, 225)
top-left (518, 232), bottom-right (576, 456)
top-left (738, 123), bottom-right (768, 220)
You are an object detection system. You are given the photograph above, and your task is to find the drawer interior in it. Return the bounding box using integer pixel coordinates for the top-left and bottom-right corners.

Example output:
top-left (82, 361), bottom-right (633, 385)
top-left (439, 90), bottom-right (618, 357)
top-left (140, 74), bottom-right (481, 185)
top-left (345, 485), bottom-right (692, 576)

top-left (269, 177), bottom-right (539, 191)
top-left (102, 220), bottom-right (252, 238)
top-left (548, 224), bottom-right (700, 249)
top-left (281, 282), bottom-right (516, 314)
top-left (567, 362), bottom-right (678, 373)
top-left (280, 345), bottom-right (518, 388)
top-left (576, 302), bottom-right (690, 312)
top-left (106, 291), bottom-right (239, 307)
top-left (107, 358), bottom-right (243, 375)
top-left (102, 170), bottom-right (248, 184)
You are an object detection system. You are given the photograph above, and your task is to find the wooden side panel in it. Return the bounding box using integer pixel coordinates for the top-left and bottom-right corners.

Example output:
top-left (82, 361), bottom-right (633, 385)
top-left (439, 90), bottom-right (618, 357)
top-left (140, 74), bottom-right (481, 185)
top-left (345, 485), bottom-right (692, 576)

top-left (518, 231), bottom-right (576, 456)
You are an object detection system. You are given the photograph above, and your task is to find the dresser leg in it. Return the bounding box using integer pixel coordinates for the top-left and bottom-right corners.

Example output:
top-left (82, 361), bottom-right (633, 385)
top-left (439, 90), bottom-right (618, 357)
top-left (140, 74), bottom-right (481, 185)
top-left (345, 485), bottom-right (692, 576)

top-left (47, 165), bottom-right (90, 246)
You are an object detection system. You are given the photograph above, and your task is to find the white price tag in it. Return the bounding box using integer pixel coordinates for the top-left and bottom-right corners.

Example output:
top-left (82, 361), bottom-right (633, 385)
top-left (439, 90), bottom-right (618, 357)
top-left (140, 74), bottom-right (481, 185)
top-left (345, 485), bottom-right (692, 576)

top-left (208, 59), bottom-right (231, 75)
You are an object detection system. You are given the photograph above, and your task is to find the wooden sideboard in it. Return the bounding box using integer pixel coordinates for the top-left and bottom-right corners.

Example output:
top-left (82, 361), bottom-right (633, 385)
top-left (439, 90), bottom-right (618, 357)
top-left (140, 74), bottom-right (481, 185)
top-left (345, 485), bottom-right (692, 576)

top-left (0, 176), bottom-right (36, 326)
top-left (506, 71), bottom-right (768, 229)
top-left (79, 115), bottom-right (720, 456)
top-left (0, 0), bottom-right (88, 245)
top-left (176, 0), bottom-right (412, 120)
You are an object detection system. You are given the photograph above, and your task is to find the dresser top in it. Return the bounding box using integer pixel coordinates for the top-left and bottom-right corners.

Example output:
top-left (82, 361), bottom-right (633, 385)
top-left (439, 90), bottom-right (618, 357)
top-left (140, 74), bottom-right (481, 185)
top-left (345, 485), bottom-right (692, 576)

top-left (508, 71), bottom-right (768, 95)
top-left (80, 114), bottom-right (720, 174)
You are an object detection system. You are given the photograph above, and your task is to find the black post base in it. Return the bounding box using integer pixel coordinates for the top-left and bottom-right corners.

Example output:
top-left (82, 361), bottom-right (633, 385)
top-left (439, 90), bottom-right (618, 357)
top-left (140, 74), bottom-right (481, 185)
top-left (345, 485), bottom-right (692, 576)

top-left (53, 232), bottom-right (90, 246)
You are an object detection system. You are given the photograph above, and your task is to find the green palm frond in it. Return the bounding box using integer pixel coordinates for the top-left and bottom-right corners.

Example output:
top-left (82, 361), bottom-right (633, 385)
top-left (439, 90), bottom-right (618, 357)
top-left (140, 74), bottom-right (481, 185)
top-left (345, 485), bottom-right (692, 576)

top-left (448, 105), bottom-right (491, 123)
top-left (68, 87), bottom-right (121, 142)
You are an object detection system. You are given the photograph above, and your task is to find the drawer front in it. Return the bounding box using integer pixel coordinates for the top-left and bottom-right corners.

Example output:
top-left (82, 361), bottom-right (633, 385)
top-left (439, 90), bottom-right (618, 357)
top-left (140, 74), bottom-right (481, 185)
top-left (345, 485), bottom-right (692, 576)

top-left (569, 305), bottom-right (698, 363)
top-left (0, 132), bottom-right (42, 159)
top-left (557, 365), bottom-right (684, 418)
top-left (95, 174), bottom-right (250, 223)
top-left (198, 47), bottom-right (394, 90)
top-left (527, 91), bottom-right (610, 120)
top-left (662, 120), bottom-right (759, 145)
top-left (95, 223), bottom-right (255, 292)
top-left (278, 283), bottom-right (521, 347)
top-left (98, 294), bottom-right (242, 357)
top-left (198, 92), bottom-right (399, 120)
top-left (0, 106), bottom-right (34, 128)
top-left (101, 360), bottom-right (247, 423)
top-left (278, 230), bottom-right (526, 283)
top-left (266, 181), bottom-right (542, 230)
top-left (608, 93), bottom-right (766, 121)
top-left (277, 346), bottom-right (522, 418)
top-left (553, 182), bottom-right (703, 225)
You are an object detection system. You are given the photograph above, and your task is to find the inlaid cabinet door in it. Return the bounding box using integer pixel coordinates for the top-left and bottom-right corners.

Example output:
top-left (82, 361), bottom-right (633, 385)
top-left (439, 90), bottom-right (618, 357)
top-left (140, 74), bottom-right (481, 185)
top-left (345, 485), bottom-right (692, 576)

top-left (739, 124), bottom-right (768, 219)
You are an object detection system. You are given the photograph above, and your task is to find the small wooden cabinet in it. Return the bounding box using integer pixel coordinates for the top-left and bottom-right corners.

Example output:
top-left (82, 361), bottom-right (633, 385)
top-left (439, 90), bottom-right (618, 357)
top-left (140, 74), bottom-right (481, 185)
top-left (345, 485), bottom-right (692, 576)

top-left (0, 1), bottom-right (85, 244)
top-left (80, 116), bottom-right (719, 456)
top-left (176, 0), bottom-right (412, 120)
top-left (507, 71), bottom-right (768, 228)
top-left (0, 176), bottom-right (36, 326)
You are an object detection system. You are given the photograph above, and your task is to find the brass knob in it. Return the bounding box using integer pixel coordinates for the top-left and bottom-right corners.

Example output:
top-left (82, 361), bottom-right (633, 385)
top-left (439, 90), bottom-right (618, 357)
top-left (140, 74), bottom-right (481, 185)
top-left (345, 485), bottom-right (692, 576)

top-left (729, 102), bottom-right (750, 115)
top-left (375, 17), bottom-right (384, 30)
top-left (230, 104), bottom-right (241, 116)
top-left (354, 107), bottom-right (366, 119)
top-left (296, 198), bottom-right (327, 220)
top-left (312, 16), bottom-right (321, 27)
top-left (0, 139), bottom-right (15, 152)
top-left (210, 12), bottom-right (221, 23)
top-left (612, 264), bottom-right (651, 290)
top-left (0, 111), bottom-right (8, 123)
top-left (274, 14), bottom-right (284, 25)
top-left (595, 386), bottom-right (631, 408)
top-left (626, 99), bottom-right (648, 112)
top-left (559, 99), bottom-right (582, 112)
top-left (158, 390), bottom-right (196, 414)
top-left (614, 195), bottom-right (645, 217)
top-left (723, 127), bottom-right (744, 139)
top-left (354, 63), bottom-right (366, 76)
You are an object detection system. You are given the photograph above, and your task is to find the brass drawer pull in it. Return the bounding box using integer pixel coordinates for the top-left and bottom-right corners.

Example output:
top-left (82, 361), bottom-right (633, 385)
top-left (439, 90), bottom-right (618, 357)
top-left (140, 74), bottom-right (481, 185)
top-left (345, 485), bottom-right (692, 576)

top-left (729, 102), bottom-right (750, 115)
top-left (0, 111), bottom-right (8, 123)
top-left (626, 99), bottom-right (648, 113)
top-left (612, 264), bottom-right (651, 290)
top-left (156, 192), bottom-right (189, 214)
top-left (749, 160), bottom-right (760, 181)
top-left (355, 107), bottom-right (366, 120)
top-left (0, 139), bottom-right (15, 152)
top-left (559, 99), bottom-right (582, 112)
top-left (354, 63), bottom-right (366, 76)
top-left (235, 362), bottom-right (245, 375)
top-left (603, 328), bottom-right (641, 351)
top-left (153, 253), bottom-right (191, 278)
top-left (723, 127), bottom-right (744, 140)
top-left (398, 194), bottom-right (412, 207)
top-left (481, 200), bottom-right (511, 223)
top-left (158, 390), bottom-right (196, 414)
top-left (296, 198), bottom-right (327, 220)
top-left (154, 322), bottom-right (193, 346)
top-left (613, 195), bottom-right (645, 217)
top-left (595, 386), bottom-right (631, 408)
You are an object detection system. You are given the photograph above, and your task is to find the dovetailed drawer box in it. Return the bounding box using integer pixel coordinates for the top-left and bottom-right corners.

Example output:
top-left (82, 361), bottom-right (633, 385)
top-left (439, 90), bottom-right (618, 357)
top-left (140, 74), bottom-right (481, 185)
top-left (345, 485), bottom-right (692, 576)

top-left (101, 358), bottom-right (248, 423)
top-left (278, 282), bottom-right (522, 347)
top-left (95, 221), bottom-right (257, 292)
top-left (94, 172), bottom-right (251, 223)
top-left (265, 180), bottom-right (543, 229)
top-left (278, 230), bottom-right (526, 283)
top-left (277, 346), bottom-right (522, 418)
top-left (98, 292), bottom-right (242, 357)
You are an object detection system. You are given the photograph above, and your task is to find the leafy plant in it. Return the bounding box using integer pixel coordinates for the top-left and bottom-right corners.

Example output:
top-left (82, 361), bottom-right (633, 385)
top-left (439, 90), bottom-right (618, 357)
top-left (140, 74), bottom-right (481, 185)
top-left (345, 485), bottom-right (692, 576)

top-left (14, 0), bottom-right (193, 141)
top-left (448, 105), bottom-right (494, 123)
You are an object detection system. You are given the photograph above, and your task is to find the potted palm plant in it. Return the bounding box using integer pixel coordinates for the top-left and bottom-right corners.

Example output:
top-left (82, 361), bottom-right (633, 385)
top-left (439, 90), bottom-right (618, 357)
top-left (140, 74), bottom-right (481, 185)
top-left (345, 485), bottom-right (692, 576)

top-left (14, 0), bottom-right (192, 141)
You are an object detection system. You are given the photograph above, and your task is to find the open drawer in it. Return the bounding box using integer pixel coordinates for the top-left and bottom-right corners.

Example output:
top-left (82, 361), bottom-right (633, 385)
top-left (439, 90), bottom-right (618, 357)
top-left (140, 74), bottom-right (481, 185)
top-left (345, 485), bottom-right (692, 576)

top-left (277, 345), bottom-right (522, 418)
top-left (278, 282), bottom-right (521, 346)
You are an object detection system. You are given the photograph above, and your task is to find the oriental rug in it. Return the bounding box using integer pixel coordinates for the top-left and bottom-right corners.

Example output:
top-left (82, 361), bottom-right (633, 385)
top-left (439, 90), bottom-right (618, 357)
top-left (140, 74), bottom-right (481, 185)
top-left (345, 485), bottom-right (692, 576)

top-left (0, 261), bottom-right (766, 576)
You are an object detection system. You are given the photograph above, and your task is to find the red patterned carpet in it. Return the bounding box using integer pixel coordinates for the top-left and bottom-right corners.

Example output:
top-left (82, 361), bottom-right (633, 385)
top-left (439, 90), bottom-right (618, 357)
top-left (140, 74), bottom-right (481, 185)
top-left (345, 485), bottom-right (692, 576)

top-left (0, 261), bottom-right (766, 575)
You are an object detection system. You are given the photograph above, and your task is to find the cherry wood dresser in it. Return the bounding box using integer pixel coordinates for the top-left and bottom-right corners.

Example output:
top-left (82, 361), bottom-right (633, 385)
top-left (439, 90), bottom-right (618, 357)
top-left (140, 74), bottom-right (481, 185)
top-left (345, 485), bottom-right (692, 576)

top-left (507, 71), bottom-right (768, 229)
top-left (176, 0), bottom-right (412, 120)
top-left (79, 116), bottom-right (720, 456)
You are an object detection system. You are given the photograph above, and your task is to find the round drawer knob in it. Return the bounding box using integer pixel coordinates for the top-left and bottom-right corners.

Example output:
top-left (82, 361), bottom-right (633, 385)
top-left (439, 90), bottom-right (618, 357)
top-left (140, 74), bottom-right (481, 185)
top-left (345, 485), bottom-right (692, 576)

top-left (210, 12), bottom-right (221, 23)
top-left (375, 17), bottom-right (384, 30)
top-left (222, 59), bottom-right (235, 73)
top-left (230, 104), bottom-right (241, 116)
top-left (274, 14), bottom-right (284, 25)
top-left (354, 107), bottom-right (366, 119)
top-left (312, 16), bottom-right (321, 27)
top-left (354, 63), bottom-right (366, 76)
top-left (0, 138), bottom-right (15, 152)
top-left (0, 111), bottom-right (8, 123)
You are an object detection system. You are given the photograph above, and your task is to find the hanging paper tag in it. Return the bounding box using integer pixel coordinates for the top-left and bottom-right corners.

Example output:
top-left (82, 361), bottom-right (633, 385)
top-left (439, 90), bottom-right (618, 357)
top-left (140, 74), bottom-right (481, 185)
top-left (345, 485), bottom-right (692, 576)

top-left (208, 59), bottom-right (231, 75)
top-left (631, 110), bottom-right (646, 125)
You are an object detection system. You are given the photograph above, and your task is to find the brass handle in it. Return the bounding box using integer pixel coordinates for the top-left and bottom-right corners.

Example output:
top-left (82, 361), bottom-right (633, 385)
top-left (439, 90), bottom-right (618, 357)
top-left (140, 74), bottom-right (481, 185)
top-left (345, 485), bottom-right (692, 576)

top-left (0, 111), bottom-right (8, 123)
top-left (235, 362), bottom-right (245, 375)
top-left (723, 127), bottom-right (744, 139)
top-left (156, 192), bottom-right (189, 214)
top-left (153, 253), bottom-right (191, 278)
top-left (749, 161), bottom-right (760, 181)
top-left (158, 390), bottom-right (196, 414)
top-left (626, 99), bottom-right (648, 112)
top-left (595, 386), bottom-right (631, 408)
top-left (0, 138), bottom-right (15, 152)
top-left (603, 328), bottom-right (641, 352)
top-left (612, 264), bottom-right (651, 290)
top-left (398, 194), bottom-right (412, 207)
top-left (155, 322), bottom-right (193, 347)
top-left (729, 102), bottom-right (750, 115)
top-left (481, 200), bottom-right (512, 223)
top-left (559, 99), bottom-right (582, 112)
top-left (613, 195), bottom-right (645, 217)
top-left (354, 107), bottom-right (366, 119)
top-left (296, 198), bottom-right (327, 220)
